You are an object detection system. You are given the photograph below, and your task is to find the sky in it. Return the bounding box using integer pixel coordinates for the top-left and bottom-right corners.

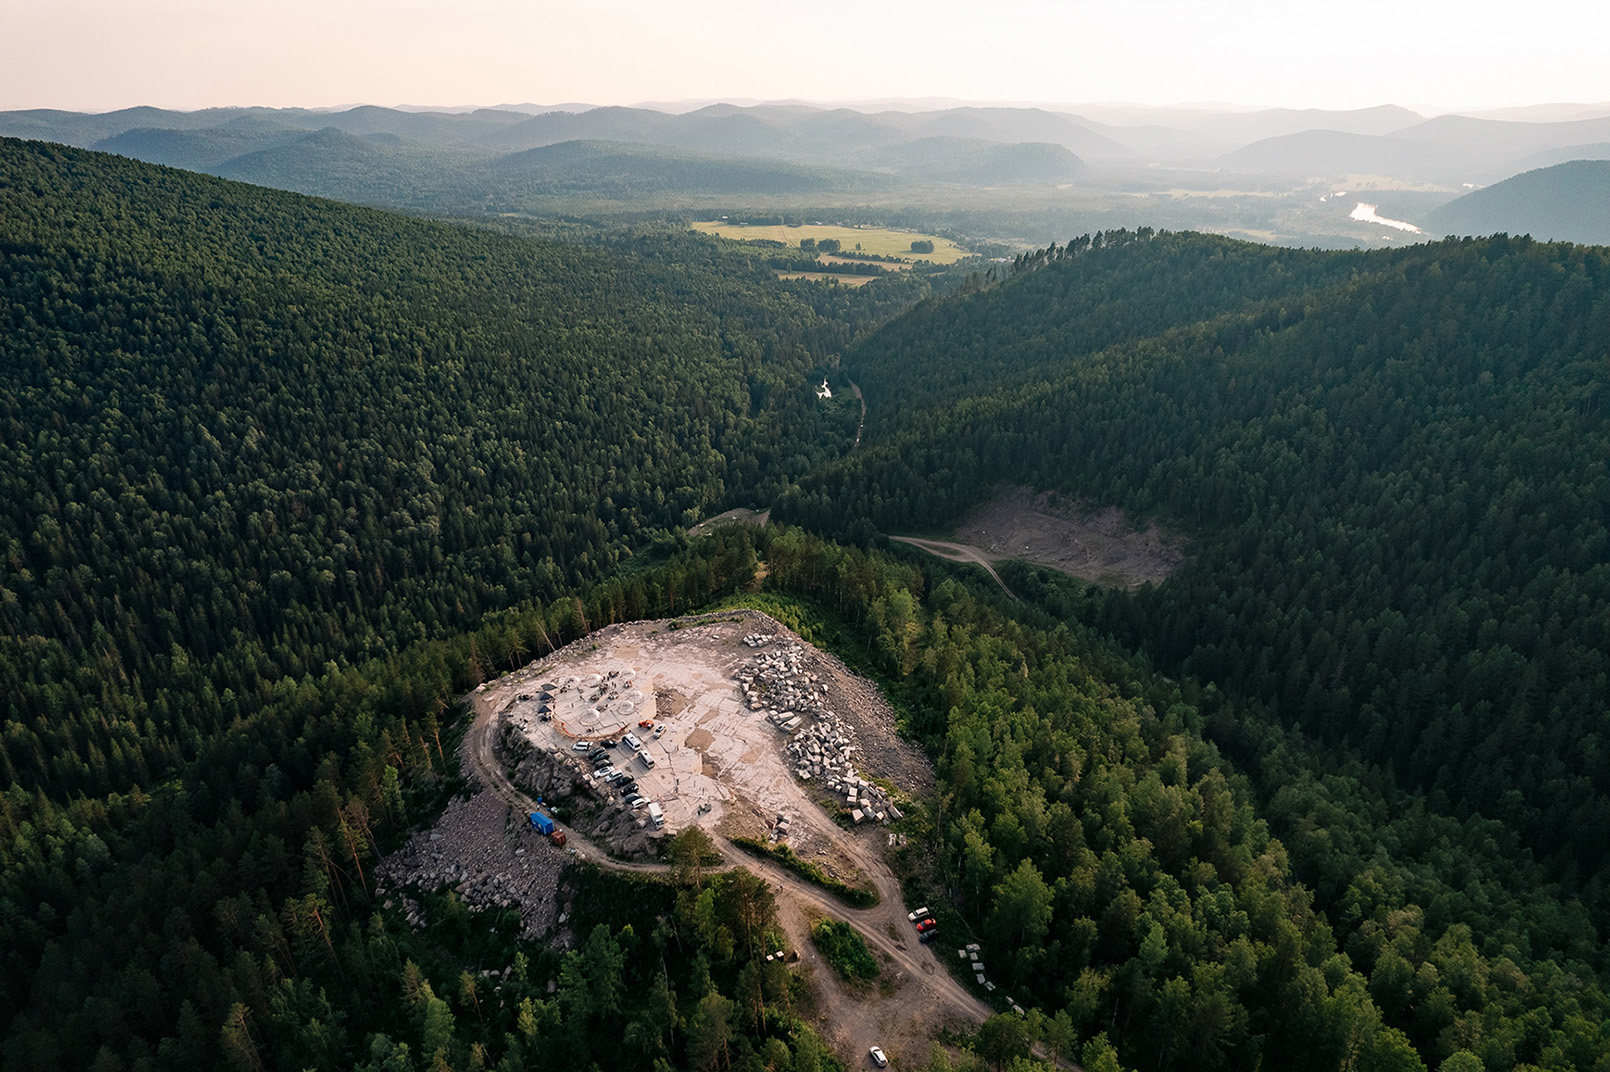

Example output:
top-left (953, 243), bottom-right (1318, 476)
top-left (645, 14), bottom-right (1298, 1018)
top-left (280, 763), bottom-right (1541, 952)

top-left (5, 0), bottom-right (1609, 114)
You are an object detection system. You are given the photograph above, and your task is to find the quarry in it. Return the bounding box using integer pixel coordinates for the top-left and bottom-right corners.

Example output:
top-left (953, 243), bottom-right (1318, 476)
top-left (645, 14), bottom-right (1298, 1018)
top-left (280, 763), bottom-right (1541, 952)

top-left (480, 609), bottom-right (928, 861)
top-left (376, 609), bottom-right (934, 943)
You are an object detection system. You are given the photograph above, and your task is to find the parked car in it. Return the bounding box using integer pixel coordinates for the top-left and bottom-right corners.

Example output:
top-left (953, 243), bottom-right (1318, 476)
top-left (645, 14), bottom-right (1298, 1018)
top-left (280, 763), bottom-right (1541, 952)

top-left (601, 737), bottom-right (619, 748)
top-left (870, 1046), bottom-right (889, 1068)
top-left (589, 748), bottom-right (609, 763)
top-left (915, 918), bottom-right (937, 933)
top-left (572, 741), bottom-right (591, 752)
top-left (617, 779), bottom-right (638, 795)
top-left (907, 907), bottom-right (930, 922)
top-left (603, 769), bottom-right (626, 783)
top-left (626, 795), bottom-right (647, 809)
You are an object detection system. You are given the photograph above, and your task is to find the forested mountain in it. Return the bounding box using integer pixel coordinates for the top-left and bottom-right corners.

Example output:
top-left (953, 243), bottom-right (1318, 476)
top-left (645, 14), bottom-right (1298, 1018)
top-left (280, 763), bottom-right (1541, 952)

top-left (0, 136), bottom-right (955, 1068)
top-left (1218, 115), bottom-right (1610, 185)
top-left (866, 137), bottom-right (1086, 185)
top-left (487, 140), bottom-right (898, 197)
top-left (93, 119), bottom-right (309, 170)
top-left (779, 230), bottom-right (1610, 965)
top-left (20, 100), bottom-right (1610, 250)
top-left (0, 135), bottom-right (923, 810)
top-left (1428, 160), bottom-right (1610, 245)
top-left (7, 131), bottom-right (1610, 1072)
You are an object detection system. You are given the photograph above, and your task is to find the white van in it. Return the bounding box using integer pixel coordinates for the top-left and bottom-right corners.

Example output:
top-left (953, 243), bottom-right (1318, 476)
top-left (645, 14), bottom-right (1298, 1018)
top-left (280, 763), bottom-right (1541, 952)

top-left (646, 802), bottom-right (664, 828)
top-left (638, 751), bottom-right (656, 769)
top-left (623, 732), bottom-right (643, 752)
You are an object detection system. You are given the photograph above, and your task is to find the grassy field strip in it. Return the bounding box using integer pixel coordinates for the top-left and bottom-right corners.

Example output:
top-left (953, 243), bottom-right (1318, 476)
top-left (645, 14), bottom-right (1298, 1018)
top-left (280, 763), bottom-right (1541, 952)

top-left (692, 221), bottom-right (974, 263)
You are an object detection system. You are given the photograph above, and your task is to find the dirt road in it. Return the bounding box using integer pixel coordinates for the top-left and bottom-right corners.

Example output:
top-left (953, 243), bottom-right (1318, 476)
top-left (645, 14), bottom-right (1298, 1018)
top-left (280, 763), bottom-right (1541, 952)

top-left (849, 379), bottom-right (867, 449)
top-left (889, 536), bottom-right (1018, 600)
top-left (464, 683), bottom-right (996, 1062)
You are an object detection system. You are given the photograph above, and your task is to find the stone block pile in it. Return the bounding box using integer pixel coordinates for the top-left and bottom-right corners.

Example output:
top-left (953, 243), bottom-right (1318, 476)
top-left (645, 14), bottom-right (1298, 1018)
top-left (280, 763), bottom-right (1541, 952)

top-left (733, 638), bottom-right (903, 825)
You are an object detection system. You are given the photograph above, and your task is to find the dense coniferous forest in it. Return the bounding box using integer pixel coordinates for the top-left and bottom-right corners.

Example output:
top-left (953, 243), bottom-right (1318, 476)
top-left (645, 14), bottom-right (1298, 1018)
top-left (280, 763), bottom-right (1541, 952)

top-left (767, 531), bottom-right (1610, 1072)
top-left (783, 232), bottom-right (1610, 876)
top-left (777, 229), bottom-right (1610, 1058)
top-left (5, 136), bottom-right (1610, 1072)
top-left (0, 136), bottom-right (906, 806)
top-left (0, 138), bottom-right (911, 1069)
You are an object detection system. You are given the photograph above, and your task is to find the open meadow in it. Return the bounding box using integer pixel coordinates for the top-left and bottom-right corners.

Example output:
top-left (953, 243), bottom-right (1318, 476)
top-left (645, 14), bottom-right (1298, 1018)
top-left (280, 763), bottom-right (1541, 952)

top-left (691, 220), bottom-right (975, 262)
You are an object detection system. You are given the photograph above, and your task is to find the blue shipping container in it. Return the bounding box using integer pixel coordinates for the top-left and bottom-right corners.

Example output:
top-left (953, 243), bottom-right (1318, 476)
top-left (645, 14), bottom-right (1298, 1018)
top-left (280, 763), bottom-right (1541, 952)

top-left (529, 812), bottom-right (555, 836)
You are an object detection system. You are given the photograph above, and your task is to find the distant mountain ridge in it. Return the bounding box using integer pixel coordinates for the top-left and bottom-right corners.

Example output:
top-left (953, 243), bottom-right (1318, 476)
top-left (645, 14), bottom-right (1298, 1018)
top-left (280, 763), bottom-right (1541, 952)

top-left (9, 100), bottom-right (1610, 248)
top-left (1217, 114), bottom-right (1610, 185)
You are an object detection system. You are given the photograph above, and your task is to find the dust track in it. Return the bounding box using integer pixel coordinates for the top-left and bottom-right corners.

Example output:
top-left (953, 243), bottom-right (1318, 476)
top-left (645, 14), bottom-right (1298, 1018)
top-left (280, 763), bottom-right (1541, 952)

top-left (890, 536), bottom-right (1018, 599)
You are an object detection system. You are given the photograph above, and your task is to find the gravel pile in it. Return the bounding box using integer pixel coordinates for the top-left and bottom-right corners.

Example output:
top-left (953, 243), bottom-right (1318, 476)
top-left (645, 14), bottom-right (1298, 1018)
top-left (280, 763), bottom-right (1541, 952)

top-left (375, 790), bottom-right (570, 940)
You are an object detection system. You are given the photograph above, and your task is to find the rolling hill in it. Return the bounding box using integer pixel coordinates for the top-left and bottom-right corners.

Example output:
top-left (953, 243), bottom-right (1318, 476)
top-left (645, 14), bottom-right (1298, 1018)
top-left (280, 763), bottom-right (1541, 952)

top-left (487, 138), bottom-right (900, 197)
top-left (1427, 159), bottom-right (1610, 244)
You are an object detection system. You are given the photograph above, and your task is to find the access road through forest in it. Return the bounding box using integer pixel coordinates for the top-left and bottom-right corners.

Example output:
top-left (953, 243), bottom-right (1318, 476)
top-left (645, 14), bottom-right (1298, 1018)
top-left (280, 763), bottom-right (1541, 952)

top-left (889, 536), bottom-right (1018, 599)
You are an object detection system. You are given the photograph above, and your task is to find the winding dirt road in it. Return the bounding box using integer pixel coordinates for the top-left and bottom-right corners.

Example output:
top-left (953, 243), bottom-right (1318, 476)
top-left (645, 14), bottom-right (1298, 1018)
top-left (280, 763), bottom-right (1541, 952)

top-left (889, 536), bottom-right (1018, 600)
top-left (848, 378), bottom-right (867, 449)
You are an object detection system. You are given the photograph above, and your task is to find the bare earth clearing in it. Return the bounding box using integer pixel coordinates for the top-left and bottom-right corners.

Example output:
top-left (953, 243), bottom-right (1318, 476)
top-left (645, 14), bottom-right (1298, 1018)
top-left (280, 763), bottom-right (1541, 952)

top-left (380, 610), bottom-right (996, 1068)
top-left (687, 506), bottom-right (771, 537)
top-left (906, 487), bottom-right (1186, 589)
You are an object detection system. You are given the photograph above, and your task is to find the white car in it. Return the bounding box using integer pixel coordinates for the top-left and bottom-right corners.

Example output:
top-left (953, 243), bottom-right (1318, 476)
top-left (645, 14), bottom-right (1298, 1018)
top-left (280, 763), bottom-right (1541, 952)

top-left (869, 1046), bottom-right (889, 1068)
top-left (572, 741), bottom-right (592, 752)
top-left (907, 906), bottom-right (930, 922)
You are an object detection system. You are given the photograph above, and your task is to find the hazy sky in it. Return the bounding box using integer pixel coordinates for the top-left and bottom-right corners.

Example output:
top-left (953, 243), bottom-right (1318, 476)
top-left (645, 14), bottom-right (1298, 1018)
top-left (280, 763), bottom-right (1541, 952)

top-left (5, 0), bottom-right (1608, 114)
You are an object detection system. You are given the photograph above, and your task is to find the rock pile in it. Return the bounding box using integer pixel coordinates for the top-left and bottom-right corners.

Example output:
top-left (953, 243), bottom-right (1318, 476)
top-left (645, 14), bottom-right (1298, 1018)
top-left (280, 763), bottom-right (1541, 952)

top-left (735, 642), bottom-right (829, 715)
top-left (734, 640), bottom-right (903, 825)
top-left (375, 792), bottom-right (569, 940)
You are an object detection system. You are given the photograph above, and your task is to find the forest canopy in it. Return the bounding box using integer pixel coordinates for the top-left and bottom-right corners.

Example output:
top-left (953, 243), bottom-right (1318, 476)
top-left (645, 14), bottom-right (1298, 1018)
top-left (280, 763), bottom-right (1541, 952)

top-left (4, 139), bottom-right (1610, 1072)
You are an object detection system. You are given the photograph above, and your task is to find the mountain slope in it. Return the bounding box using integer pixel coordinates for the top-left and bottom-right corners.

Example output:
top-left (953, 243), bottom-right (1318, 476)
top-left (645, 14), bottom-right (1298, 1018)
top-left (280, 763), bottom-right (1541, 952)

top-left (1427, 159), bottom-right (1610, 244)
top-left (868, 136), bottom-right (1087, 184)
top-left (488, 138), bottom-right (900, 196)
top-left (93, 120), bottom-right (306, 169)
top-left (1217, 128), bottom-right (1473, 182)
top-left (785, 230), bottom-right (1610, 894)
top-left (779, 230), bottom-right (1610, 1072)
top-left (0, 136), bottom-right (865, 806)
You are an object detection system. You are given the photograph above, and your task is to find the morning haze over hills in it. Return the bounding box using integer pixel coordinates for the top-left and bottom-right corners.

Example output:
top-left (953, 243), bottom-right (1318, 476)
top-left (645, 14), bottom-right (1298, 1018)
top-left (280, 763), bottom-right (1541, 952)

top-left (6, 37), bottom-right (1610, 1072)
top-left (7, 97), bottom-right (1610, 247)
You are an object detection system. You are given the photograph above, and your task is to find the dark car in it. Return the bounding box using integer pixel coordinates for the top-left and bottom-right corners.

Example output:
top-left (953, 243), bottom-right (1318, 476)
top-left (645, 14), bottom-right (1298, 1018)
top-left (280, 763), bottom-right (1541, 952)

top-left (617, 779), bottom-right (638, 795)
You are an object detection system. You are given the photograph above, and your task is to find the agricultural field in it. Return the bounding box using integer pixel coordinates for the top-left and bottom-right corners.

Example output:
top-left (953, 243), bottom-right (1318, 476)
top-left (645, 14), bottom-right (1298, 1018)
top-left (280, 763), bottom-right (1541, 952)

top-left (691, 220), bottom-right (975, 263)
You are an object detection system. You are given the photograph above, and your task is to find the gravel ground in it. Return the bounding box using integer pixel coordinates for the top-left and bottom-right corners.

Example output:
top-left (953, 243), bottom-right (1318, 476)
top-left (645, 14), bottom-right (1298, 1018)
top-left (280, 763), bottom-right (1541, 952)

top-left (375, 788), bottom-right (572, 941)
top-left (808, 643), bottom-right (935, 799)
